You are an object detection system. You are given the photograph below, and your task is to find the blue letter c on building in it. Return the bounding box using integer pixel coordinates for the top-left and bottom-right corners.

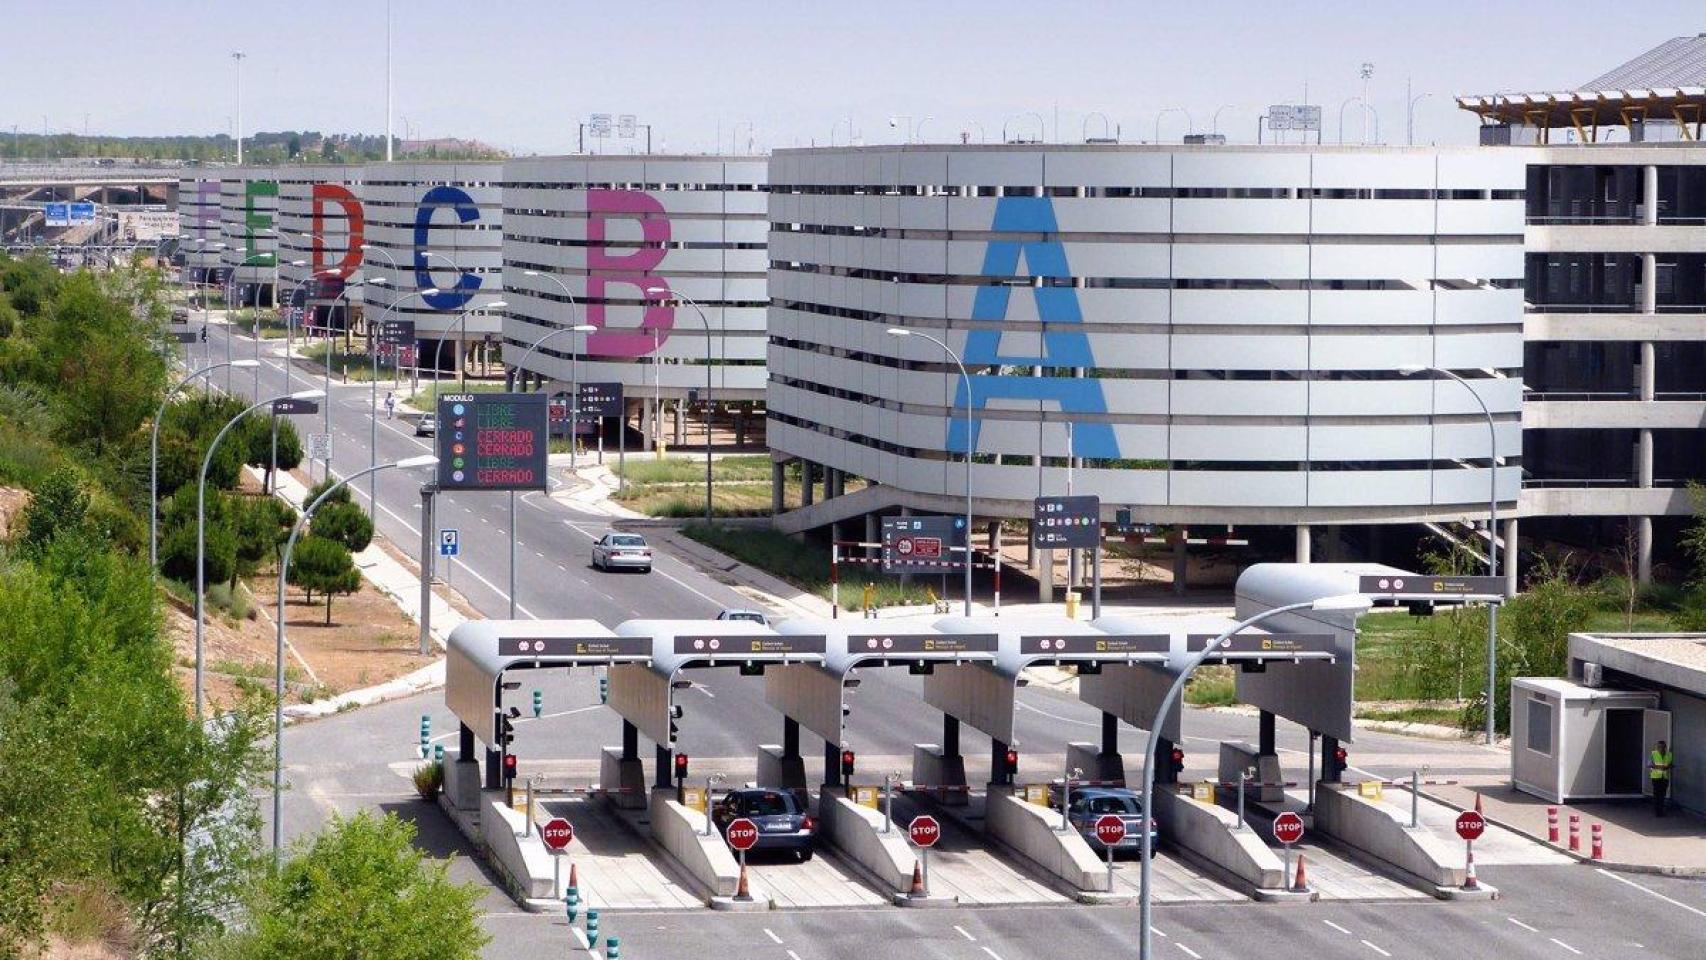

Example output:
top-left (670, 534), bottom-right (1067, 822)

top-left (413, 185), bottom-right (482, 310)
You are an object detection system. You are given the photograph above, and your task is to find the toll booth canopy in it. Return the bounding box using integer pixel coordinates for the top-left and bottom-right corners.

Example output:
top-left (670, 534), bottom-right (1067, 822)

top-left (446, 619), bottom-right (650, 747)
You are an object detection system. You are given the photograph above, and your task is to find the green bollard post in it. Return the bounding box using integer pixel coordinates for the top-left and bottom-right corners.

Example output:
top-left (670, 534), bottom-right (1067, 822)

top-left (585, 908), bottom-right (600, 949)
top-left (606, 935), bottom-right (620, 959)
top-left (564, 885), bottom-right (579, 922)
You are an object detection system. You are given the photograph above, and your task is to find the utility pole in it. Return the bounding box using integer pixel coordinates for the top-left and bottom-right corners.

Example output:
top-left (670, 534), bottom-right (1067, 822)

top-left (232, 51), bottom-right (246, 164)
top-left (1360, 62), bottom-right (1375, 145)
top-left (384, 0), bottom-right (393, 161)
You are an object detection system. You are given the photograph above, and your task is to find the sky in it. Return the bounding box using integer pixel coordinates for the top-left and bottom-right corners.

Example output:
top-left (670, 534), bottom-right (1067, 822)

top-left (5, 1), bottom-right (1703, 155)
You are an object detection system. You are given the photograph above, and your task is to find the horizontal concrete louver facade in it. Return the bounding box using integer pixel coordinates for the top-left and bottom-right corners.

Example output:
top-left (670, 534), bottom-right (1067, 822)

top-left (217, 168), bottom-right (280, 294)
top-left (276, 165), bottom-right (364, 310)
top-left (358, 161), bottom-right (506, 356)
top-left (501, 155), bottom-right (769, 402)
top-left (177, 173), bottom-right (224, 282)
top-left (765, 145), bottom-right (1527, 524)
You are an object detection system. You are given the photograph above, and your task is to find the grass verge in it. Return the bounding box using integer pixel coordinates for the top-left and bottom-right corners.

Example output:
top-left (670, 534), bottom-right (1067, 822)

top-left (682, 522), bottom-right (935, 610)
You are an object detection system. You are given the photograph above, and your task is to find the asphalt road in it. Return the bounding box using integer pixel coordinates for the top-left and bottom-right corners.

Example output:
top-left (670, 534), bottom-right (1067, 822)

top-left (200, 323), bottom-right (1702, 960)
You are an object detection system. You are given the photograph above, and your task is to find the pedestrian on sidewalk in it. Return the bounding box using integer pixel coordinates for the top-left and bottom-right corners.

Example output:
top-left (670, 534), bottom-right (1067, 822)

top-left (384, 391), bottom-right (396, 419)
top-left (1650, 739), bottom-right (1673, 816)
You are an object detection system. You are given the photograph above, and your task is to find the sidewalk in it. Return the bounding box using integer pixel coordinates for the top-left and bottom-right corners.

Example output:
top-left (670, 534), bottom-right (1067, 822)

top-left (1423, 775), bottom-right (1706, 876)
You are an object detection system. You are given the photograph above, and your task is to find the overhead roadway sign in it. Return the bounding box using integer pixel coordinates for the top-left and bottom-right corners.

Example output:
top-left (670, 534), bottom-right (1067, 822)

top-left (1032, 495), bottom-right (1101, 549)
top-left (375, 319), bottom-right (416, 346)
top-left (271, 397), bottom-right (319, 415)
top-left (1186, 632), bottom-right (1337, 658)
top-left (881, 515), bottom-right (965, 574)
top-left (499, 636), bottom-right (653, 659)
top-left (437, 392), bottom-right (549, 491)
top-left (673, 634), bottom-right (827, 658)
top-left (1358, 574), bottom-right (1504, 600)
top-left (847, 633), bottom-right (996, 655)
top-left (577, 381), bottom-right (623, 418)
top-left (1021, 633), bottom-right (1170, 656)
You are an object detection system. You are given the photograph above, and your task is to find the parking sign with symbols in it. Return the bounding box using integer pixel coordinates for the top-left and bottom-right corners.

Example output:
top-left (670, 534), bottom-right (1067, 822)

top-left (540, 818), bottom-right (575, 852)
top-left (1093, 814), bottom-right (1127, 847)
top-left (1031, 495), bottom-right (1101, 549)
top-left (907, 815), bottom-right (942, 848)
top-left (439, 529), bottom-right (460, 557)
top-left (725, 817), bottom-right (760, 852)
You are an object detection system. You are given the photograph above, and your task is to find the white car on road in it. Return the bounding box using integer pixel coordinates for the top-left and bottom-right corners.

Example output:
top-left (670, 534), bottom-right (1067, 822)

top-left (592, 533), bottom-right (652, 573)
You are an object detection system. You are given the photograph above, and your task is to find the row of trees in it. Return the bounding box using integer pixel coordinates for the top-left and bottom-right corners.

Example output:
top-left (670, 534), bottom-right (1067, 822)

top-left (1, 130), bottom-right (505, 163)
top-left (0, 250), bottom-right (484, 958)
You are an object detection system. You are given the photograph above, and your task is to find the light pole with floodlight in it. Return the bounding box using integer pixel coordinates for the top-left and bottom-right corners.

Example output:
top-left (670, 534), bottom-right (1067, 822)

top-left (886, 327), bottom-right (976, 615)
top-left (645, 286), bottom-right (715, 524)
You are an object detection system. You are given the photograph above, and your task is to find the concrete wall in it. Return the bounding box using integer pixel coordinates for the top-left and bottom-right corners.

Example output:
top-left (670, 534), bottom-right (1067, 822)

top-left (984, 787), bottom-right (1104, 890)
top-left (1314, 785), bottom-right (1464, 888)
top-left (648, 788), bottom-right (740, 898)
top-left (443, 759), bottom-right (482, 812)
top-left (599, 747), bottom-right (647, 810)
top-left (479, 792), bottom-right (558, 900)
top-left (1151, 789), bottom-right (1285, 891)
top-left (1662, 691), bottom-right (1706, 815)
top-left (817, 793), bottom-right (916, 893)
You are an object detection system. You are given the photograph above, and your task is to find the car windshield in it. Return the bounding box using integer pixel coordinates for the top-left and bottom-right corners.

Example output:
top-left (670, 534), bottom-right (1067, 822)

top-left (1085, 796), bottom-right (1139, 815)
top-left (610, 535), bottom-right (646, 547)
top-left (724, 611), bottom-right (764, 622)
top-left (738, 793), bottom-right (794, 816)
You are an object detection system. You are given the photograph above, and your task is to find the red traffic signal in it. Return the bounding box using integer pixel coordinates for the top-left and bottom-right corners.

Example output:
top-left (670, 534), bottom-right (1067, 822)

top-left (674, 753), bottom-right (689, 779)
top-left (1004, 749), bottom-right (1020, 774)
top-left (1333, 746), bottom-right (1348, 763)
top-left (840, 749), bottom-right (856, 777)
top-left (1170, 747), bottom-right (1185, 765)
top-left (502, 753), bottom-right (518, 780)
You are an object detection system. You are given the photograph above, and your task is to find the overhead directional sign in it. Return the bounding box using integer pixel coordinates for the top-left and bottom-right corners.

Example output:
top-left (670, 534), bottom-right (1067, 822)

top-left (1021, 634), bottom-right (1171, 656)
top-left (498, 636), bottom-right (654, 659)
top-left (271, 397), bottom-right (319, 415)
top-left (437, 392), bottom-right (549, 491)
top-left (1359, 575), bottom-right (1504, 599)
top-left (848, 633), bottom-right (997, 655)
top-left (375, 319), bottom-right (417, 346)
top-left (1187, 633), bottom-right (1337, 657)
top-left (1032, 495), bottom-right (1101, 549)
top-left (881, 515), bottom-right (965, 574)
top-left (577, 381), bottom-right (623, 418)
top-left (673, 634), bottom-right (827, 658)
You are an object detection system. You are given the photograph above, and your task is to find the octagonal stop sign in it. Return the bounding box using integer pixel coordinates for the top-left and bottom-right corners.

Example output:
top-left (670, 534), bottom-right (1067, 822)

top-left (1455, 810), bottom-right (1486, 841)
top-left (540, 817), bottom-right (574, 853)
top-left (907, 815), bottom-right (941, 848)
top-left (726, 817), bottom-right (760, 852)
top-left (1093, 813), bottom-right (1127, 847)
top-left (1272, 811), bottom-right (1306, 845)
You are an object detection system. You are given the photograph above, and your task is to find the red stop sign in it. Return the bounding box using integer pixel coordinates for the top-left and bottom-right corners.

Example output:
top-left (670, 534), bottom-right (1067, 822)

top-left (1093, 813), bottom-right (1127, 847)
top-left (1272, 811), bottom-right (1306, 845)
top-left (908, 815), bottom-right (942, 848)
top-left (540, 818), bottom-right (574, 852)
top-left (726, 817), bottom-right (760, 852)
top-left (1455, 810), bottom-right (1486, 841)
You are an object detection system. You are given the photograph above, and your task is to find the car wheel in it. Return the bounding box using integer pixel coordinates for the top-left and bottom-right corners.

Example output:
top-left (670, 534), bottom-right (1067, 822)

top-left (797, 849), bottom-right (814, 862)
top-left (640, 566), bottom-right (651, 574)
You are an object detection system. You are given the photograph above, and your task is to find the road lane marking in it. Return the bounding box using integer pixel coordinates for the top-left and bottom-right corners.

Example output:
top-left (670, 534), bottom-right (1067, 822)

top-left (1508, 918), bottom-right (1539, 933)
top-left (1549, 938), bottom-right (1582, 955)
top-left (655, 565), bottom-right (731, 610)
top-left (1323, 920), bottom-right (1353, 935)
top-left (1150, 926), bottom-right (1168, 938)
top-left (1174, 944), bottom-right (1201, 960)
top-left (1596, 868), bottom-right (1706, 919)
top-left (981, 948), bottom-right (1006, 960)
top-left (1360, 941), bottom-right (1391, 958)
top-left (786, 952), bottom-right (802, 960)
top-left (954, 925), bottom-right (976, 942)
top-left (763, 928), bottom-right (782, 945)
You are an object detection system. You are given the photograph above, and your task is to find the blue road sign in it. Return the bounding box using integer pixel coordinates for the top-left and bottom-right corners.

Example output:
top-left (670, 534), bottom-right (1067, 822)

top-left (439, 528), bottom-right (460, 556)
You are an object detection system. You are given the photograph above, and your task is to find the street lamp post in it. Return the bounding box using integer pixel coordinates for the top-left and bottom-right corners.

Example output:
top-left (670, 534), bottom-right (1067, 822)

top-left (886, 328), bottom-right (975, 616)
top-left (1400, 363), bottom-right (1502, 745)
top-left (196, 388), bottom-right (325, 719)
top-left (1137, 594), bottom-right (1372, 960)
top-left (150, 360), bottom-right (259, 570)
top-left (365, 278), bottom-right (436, 512)
top-left (646, 287), bottom-right (714, 524)
top-left (274, 454), bottom-right (436, 867)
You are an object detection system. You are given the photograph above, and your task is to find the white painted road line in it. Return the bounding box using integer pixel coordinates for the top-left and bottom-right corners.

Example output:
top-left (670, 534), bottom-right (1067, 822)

top-left (1508, 918), bottom-right (1540, 933)
top-left (1361, 940), bottom-right (1391, 958)
top-left (1597, 867), bottom-right (1706, 919)
top-left (1174, 944), bottom-right (1202, 960)
top-left (1150, 927), bottom-right (1168, 939)
top-left (786, 952), bottom-right (802, 960)
top-left (981, 948), bottom-right (1005, 960)
top-left (763, 928), bottom-right (783, 945)
top-left (1323, 920), bottom-right (1353, 935)
top-left (954, 925), bottom-right (976, 942)
top-left (1549, 938), bottom-right (1582, 955)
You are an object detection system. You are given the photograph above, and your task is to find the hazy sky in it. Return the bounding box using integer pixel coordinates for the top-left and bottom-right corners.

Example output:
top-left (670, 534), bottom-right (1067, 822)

top-left (6, 1), bottom-right (1702, 154)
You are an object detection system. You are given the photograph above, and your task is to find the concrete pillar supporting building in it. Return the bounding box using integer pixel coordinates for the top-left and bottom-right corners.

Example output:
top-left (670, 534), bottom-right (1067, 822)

top-left (1295, 524), bottom-right (1312, 563)
top-left (1038, 547), bottom-right (1054, 603)
top-left (672, 401), bottom-right (686, 446)
top-left (771, 459), bottom-right (786, 516)
top-left (1172, 536), bottom-right (1188, 596)
top-left (864, 512), bottom-right (879, 561)
top-left (1505, 518), bottom-right (1521, 596)
top-left (800, 461), bottom-right (815, 507)
top-left (1637, 516), bottom-right (1654, 587)
top-left (640, 398), bottom-right (654, 449)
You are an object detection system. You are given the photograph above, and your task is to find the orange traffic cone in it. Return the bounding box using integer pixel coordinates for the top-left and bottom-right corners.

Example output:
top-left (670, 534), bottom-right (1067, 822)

top-left (735, 861), bottom-right (751, 900)
top-left (1293, 854), bottom-right (1309, 892)
top-left (1475, 793), bottom-right (1485, 815)
top-left (568, 862), bottom-right (580, 890)
top-left (908, 861), bottom-right (926, 898)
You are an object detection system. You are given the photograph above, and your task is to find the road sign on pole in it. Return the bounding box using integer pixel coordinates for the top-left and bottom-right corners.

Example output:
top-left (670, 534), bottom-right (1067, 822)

top-left (1358, 574), bottom-right (1504, 600)
top-left (1093, 814), bottom-right (1127, 847)
top-left (725, 817), bottom-right (759, 852)
top-left (880, 515), bottom-right (965, 574)
top-left (907, 815), bottom-right (942, 848)
top-left (1454, 810), bottom-right (1486, 841)
top-left (307, 433), bottom-right (331, 460)
top-left (1031, 495), bottom-right (1101, 549)
top-left (1272, 811), bottom-right (1305, 845)
top-left (541, 817), bottom-right (575, 853)
top-left (439, 529), bottom-right (460, 557)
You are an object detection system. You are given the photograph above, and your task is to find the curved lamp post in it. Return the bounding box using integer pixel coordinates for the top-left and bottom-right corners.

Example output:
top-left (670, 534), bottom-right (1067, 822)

top-left (365, 277), bottom-right (437, 509)
top-left (196, 388), bottom-right (325, 718)
top-left (1400, 363), bottom-right (1502, 745)
top-left (273, 453), bottom-right (437, 867)
top-left (151, 359), bottom-right (259, 570)
top-left (645, 286), bottom-right (715, 524)
top-left (886, 327), bottom-right (975, 615)
top-left (1137, 594), bottom-right (1372, 960)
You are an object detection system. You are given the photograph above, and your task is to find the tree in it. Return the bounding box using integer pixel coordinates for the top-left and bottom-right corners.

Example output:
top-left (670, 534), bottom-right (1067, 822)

top-left (1462, 559), bottom-right (1595, 735)
top-left (234, 495), bottom-right (297, 580)
top-left (158, 486), bottom-right (238, 585)
top-left (286, 535), bottom-right (360, 624)
top-left (305, 476), bottom-right (353, 507)
top-left (16, 466), bottom-right (90, 549)
top-left (311, 501), bottom-right (373, 553)
top-left (33, 273), bottom-right (167, 454)
top-left (212, 812), bottom-right (486, 960)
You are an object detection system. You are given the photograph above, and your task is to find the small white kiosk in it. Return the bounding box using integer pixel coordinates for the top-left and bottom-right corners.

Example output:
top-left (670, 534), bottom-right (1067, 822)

top-left (1510, 676), bottom-right (1661, 802)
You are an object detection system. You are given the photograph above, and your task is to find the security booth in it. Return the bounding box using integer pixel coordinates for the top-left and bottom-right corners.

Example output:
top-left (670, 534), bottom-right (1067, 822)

top-left (765, 618), bottom-right (999, 796)
top-left (444, 619), bottom-right (646, 806)
top-left (607, 619), bottom-right (825, 801)
top-left (1510, 677), bottom-right (1661, 803)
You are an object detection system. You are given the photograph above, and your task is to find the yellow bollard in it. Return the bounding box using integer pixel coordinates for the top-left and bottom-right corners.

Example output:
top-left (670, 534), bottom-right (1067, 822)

top-left (1065, 590), bottom-right (1081, 619)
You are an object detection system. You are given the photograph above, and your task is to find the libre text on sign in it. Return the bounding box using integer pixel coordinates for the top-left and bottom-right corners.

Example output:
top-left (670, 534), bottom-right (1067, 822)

top-left (436, 393), bottom-right (549, 491)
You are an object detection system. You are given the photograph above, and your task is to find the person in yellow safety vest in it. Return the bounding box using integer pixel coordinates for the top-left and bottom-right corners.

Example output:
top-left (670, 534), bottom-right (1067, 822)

top-left (1650, 740), bottom-right (1673, 817)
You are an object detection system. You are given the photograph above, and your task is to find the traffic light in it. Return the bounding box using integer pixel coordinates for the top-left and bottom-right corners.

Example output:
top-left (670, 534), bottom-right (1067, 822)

top-left (674, 753), bottom-right (689, 782)
top-left (502, 753), bottom-right (518, 781)
top-left (500, 715), bottom-right (517, 748)
top-left (1170, 747), bottom-right (1186, 774)
top-left (840, 749), bottom-right (856, 779)
top-left (1334, 746), bottom-right (1348, 764)
top-left (1004, 748), bottom-right (1020, 777)
top-left (598, 677), bottom-right (609, 704)
top-left (532, 689), bottom-right (542, 718)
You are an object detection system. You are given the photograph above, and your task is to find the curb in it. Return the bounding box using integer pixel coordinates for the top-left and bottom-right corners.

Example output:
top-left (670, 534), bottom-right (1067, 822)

top-left (1415, 787), bottom-right (1706, 877)
top-left (1434, 883), bottom-right (1499, 900)
top-left (893, 892), bottom-right (961, 908)
top-left (1252, 887), bottom-right (1318, 903)
top-left (709, 894), bottom-right (772, 911)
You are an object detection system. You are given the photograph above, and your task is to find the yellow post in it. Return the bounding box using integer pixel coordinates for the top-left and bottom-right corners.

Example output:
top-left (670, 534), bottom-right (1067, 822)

top-left (1065, 590), bottom-right (1081, 620)
top-left (862, 582), bottom-right (875, 616)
